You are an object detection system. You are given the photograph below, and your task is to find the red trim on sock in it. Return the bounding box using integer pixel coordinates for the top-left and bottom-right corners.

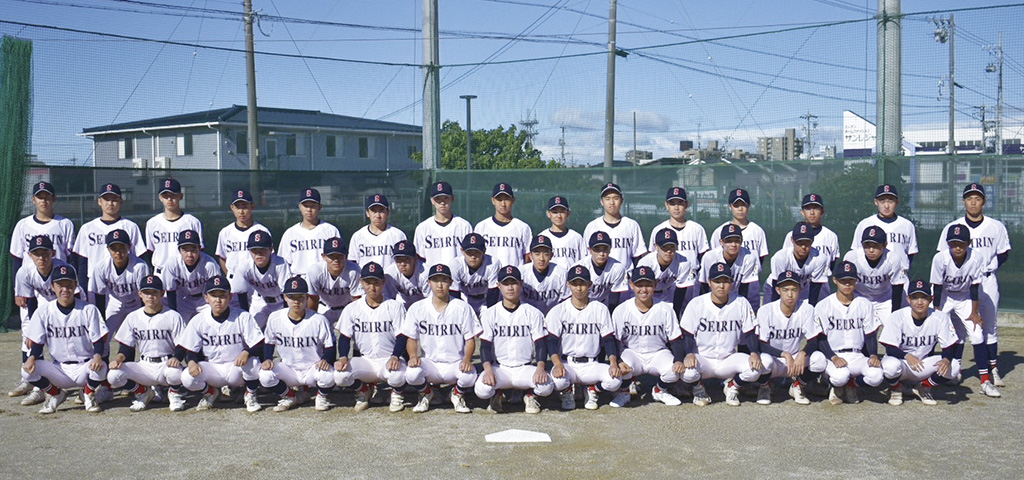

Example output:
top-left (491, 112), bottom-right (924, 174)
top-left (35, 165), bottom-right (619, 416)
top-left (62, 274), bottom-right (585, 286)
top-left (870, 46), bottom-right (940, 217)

top-left (133, 384), bottom-right (147, 395)
top-left (981, 373), bottom-right (992, 384)
top-left (46, 386), bottom-right (60, 396)
top-left (922, 378), bottom-right (936, 388)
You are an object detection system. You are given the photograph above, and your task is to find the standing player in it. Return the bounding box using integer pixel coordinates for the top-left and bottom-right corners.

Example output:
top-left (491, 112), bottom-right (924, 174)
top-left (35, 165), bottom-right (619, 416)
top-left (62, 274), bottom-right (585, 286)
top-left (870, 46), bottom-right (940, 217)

top-left (10, 181), bottom-right (76, 269)
top-left (73, 183), bottom-right (146, 293)
top-left (474, 182), bottom-right (532, 267)
top-left (278, 188), bottom-right (341, 279)
top-left (475, 266), bottom-right (554, 414)
top-left (766, 222), bottom-right (831, 306)
top-left (89, 230), bottom-right (150, 352)
top-left (780, 194), bottom-right (841, 270)
top-left (384, 240), bottom-right (430, 309)
top-left (230, 230), bottom-right (291, 329)
top-left (546, 265), bottom-right (625, 410)
top-left (145, 178), bottom-right (204, 273)
top-left (106, 275), bottom-right (187, 412)
top-left (708, 188), bottom-right (769, 265)
top-left (449, 233), bottom-right (501, 315)
top-left (348, 194), bottom-right (407, 269)
top-left (850, 184), bottom-right (918, 267)
top-left (161, 230), bottom-right (221, 322)
top-left (413, 181), bottom-right (473, 268)
top-left (648, 187), bottom-right (709, 264)
top-left (814, 261), bottom-right (884, 405)
top-left (334, 262), bottom-right (408, 413)
top-left (630, 228), bottom-right (695, 316)
top-left (177, 275), bottom-right (265, 412)
top-left (699, 224), bottom-right (760, 309)
top-left (259, 276), bottom-right (336, 412)
top-left (215, 189), bottom-right (268, 277)
top-left (579, 232), bottom-right (629, 311)
top-left (937, 183), bottom-right (1011, 386)
top-left (539, 196), bottom-right (586, 267)
top-left (307, 237), bottom-right (362, 324)
top-left (842, 227), bottom-right (909, 323)
top-left (582, 183), bottom-right (647, 268)
top-left (520, 235), bottom-right (568, 315)
top-left (754, 271), bottom-right (825, 405)
top-left (404, 263), bottom-right (481, 414)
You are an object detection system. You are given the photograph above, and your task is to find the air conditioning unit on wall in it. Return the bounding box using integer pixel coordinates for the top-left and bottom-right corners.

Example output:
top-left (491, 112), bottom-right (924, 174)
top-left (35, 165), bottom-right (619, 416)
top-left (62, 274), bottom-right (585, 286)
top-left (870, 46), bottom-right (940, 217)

top-left (131, 158), bottom-right (146, 176)
top-left (153, 156), bottom-right (171, 169)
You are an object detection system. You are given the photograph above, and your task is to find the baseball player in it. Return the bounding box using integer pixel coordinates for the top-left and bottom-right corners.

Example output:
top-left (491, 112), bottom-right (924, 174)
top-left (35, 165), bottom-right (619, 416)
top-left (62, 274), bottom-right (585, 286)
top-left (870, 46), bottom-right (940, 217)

top-left (698, 224), bottom-right (760, 309)
top-left (629, 228), bottom-right (696, 316)
top-left (278, 187), bottom-right (342, 278)
top-left (814, 260), bottom-right (884, 405)
top-left (708, 188), bottom-right (770, 265)
top-left (21, 265), bottom-right (108, 414)
top-left (842, 226), bottom-right (909, 323)
top-left (106, 275), bottom-right (187, 412)
top-left (307, 237), bottom-right (363, 323)
top-left (647, 187), bottom-right (710, 264)
top-left (413, 181), bottom-right (473, 268)
top-left (73, 183), bottom-right (146, 293)
top-left (177, 275), bottom-right (266, 412)
top-left (334, 262), bottom-right (408, 413)
top-left (546, 264), bottom-right (625, 410)
top-left (754, 271), bottom-right (826, 405)
top-left (579, 231), bottom-right (629, 311)
top-left (259, 276), bottom-right (336, 412)
top-left (937, 183), bottom-right (1011, 387)
top-left (404, 263), bottom-right (481, 413)
top-left (10, 181), bottom-right (76, 267)
top-left (449, 233), bottom-right (501, 315)
top-left (474, 182), bottom-right (532, 267)
top-left (680, 262), bottom-right (765, 407)
top-left (145, 178), bottom-right (204, 273)
top-left (780, 194), bottom-right (841, 270)
top-left (215, 189), bottom-right (269, 278)
top-left (348, 194), bottom-right (407, 269)
top-left (161, 229), bottom-right (222, 323)
top-left (582, 183), bottom-right (647, 268)
top-left (383, 240), bottom-right (430, 309)
top-left (766, 222), bottom-right (831, 306)
top-left (930, 224), bottom-right (998, 397)
top-left (475, 265), bottom-right (555, 414)
top-left (850, 184), bottom-right (918, 268)
top-left (539, 195), bottom-right (586, 267)
top-left (881, 279), bottom-right (960, 406)
top-left (520, 235), bottom-right (569, 315)
top-left (89, 229), bottom-right (150, 352)
top-left (229, 230), bottom-right (291, 329)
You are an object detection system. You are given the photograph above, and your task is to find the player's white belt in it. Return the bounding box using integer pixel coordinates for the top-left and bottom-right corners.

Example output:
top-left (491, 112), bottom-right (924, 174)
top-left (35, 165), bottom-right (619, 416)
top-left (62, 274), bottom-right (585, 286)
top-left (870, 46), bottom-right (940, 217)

top-left (567, 356), bottom-right (597, 363)
top-left (141, 355), bottom-right (172, 363)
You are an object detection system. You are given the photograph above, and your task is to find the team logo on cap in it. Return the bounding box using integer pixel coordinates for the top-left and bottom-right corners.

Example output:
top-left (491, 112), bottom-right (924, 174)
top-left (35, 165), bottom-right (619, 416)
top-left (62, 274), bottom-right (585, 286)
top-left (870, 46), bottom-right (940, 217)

top-left (799, 224), bottom-right (808, 234)
top-left (810, 194), bottom-right (817, 202)
top-left (884, 185), bottom-right (891, 193)
top-left (844, 263), bottom-right (852, 273)
top-left (737, 189), bottom-right (743, 196)
top-left (291, 279), bottom-right (300, 290)
top-left (39, 182), bottom-right (46, 190)
top-left (58, 266), bottom-right (70, 275)
top-left (673, 188), bottom-right (681, 195)
top-left (212, 277), bottom-right (223, 287)
top-left (606, 183), bottom-right (614, 188)
top-left (34, 237), bottom-right (44, 247)
top-left (597, 233), bottom-right (605, 240)
top-left (639, 267), bottom-right (648, 275)
top-left (106, 184), bottom-right (114, 192)
top-left (437, 183), bottom-right (444, 192)
top-left (112, 231), bottom-right (121, 240)
top-left (499, 184), bottom-right (507, 191)
top-left (306, 189), bottom-right (313, 197)
top-left (331, 239), bottom-right (340, 248)
top-left (164, 180), bottom-right (172, 189)
top-left (237, 190), bottom-right (245, 198)
top-left (183, 231), bottom-right (194, 240)
top-left (574, 266), bottom-right (583, 275)
top-left (954, 226), bottom-right (961, 235)
top-left (374, 195), bottom-right (381, 202)
top-left (914, 280), bottom-right (925, 290)
top-left (868, 228), bottom-right (876, 236)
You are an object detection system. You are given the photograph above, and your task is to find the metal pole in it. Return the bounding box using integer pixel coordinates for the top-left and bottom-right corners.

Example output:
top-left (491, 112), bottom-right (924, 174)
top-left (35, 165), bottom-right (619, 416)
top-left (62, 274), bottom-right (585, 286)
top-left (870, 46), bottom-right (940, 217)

top-left (244, 0), bottom-right (260, 192)
top-left (460, 95), bottom-right (476, 170)
top-left (603, 0), bottom-right (617, 170)
top-left (422, 0), bottom-right (440, 171)
top-left (948, 15), bottom-right (956, 157)
top-left (997, 32), bottom-right (1003, 156)
top-left (876, 0), bottom-right (901, 184)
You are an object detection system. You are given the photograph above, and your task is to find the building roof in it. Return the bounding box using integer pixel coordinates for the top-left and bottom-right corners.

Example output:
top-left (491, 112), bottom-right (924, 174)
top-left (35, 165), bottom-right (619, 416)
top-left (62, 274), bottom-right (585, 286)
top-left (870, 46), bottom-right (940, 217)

top-left (81, 105), bottom-right (422, 136)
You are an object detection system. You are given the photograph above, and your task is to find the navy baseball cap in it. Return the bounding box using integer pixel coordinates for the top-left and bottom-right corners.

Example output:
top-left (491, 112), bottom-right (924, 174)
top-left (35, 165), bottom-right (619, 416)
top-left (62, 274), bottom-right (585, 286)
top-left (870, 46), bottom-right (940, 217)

top-left (791, 222), bottom-right (814, 242)
top-left (105, 229), bottom-right (131, 246)
top-left (834, 261), bottom-right (858, 280)
top-left (492, 182), bottom-right (515, 198)
top-left (875, 184), bottom-right (899, 198)
top-left (720, 224), bottom-right (743, 241)
top-left (177, 230), bottom-right (201, 247)
top-left (393, 240), bottom-right (416, 258)
top-left (28, 235), bottom-right (54, 252)
top-left (231, 189), bottom-right (253, 205)
top-left (547, 195), bottom-right (571, 211)
top-left (498, 265), bottom-right (522, 283)
top-left (861, 227), bottom-right (886, 245)
top-left (566, 264), bottom-right (591, 283)
top-left (907, 279), bottom-right (931, 297)
top-left (777, 270), bottom-right (801, 287)
top-left (963, 183), bottom-right (985, 198)
top-left (666, 186), bottom-right (687, 201)
top-left (323, 237), bottom-right (347, 255)
top-left (630, 266), bottom-right (656, 283)
top-left (588, 231), bottom-right (611, 248)
top-left (728, 188), bottom-right (750, 205)
top-left (427, 263), bottom-right (452, 280)
top-left (99, 183), bottom-right (122, 198)
top-left (300, 187), bottom-right (321, 204)
top-left (138, 275), bottom-right (164, 292)
top-left (247, 230), bottom-right (273, 250)
top-left (283, 276), bottom-right (310, 295)
top-left (801, 193), bottom-right (824, 208)
top-left (159, 178), bottom-right (181, 195)
top-left (204, 275), bottom-right (230, 293)
top-left (32, 181), bottom-right (56, 197)
top-left (360, 262), bottom-right (386, 281)
top-left (430, 181), bottom-right (453, 198)
top-left (530, 234), bottom-right (553, 251)
top-left (654, 228), bottom-right (678, 248)
top-left (708, 262), bottom-right (732, 281)
top-left (946, 224), bottom-right (971, 244)
top-left (365, 194), bottom-right (390, 210)
top-left (600, 182), bottom-right (622, 197)
top-left (461, 233), bottom-right (486, 252)
top-left (52, 264), bottom-right (77, 283)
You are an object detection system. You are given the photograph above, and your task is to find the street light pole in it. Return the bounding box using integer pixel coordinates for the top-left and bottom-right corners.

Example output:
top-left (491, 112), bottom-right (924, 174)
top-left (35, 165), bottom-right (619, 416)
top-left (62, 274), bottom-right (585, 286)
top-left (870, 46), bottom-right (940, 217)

top-left (459, 95), bottom-right (477, 170)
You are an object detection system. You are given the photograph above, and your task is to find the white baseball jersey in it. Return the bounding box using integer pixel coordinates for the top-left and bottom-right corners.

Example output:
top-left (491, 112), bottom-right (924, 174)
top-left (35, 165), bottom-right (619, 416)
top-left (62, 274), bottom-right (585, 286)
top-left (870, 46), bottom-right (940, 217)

top-left (756, 299), bottom-right (820, 355)
top-left (24, 299), bottom-right (107, 362)
top-left (474, 217), bottom-right (532, 267)
top-left (698, 247), bottom-right (760, 289)
top-left (851, 215), bottom-right (918, 263)
top-left (709, 221), bottom-right (769, 260)
top-left (114, 307), bottom-right (186, 358)
top-left (767, 248), bottom-right (832, 301)
top-left (479, 303), bottom-right (547, 367)
top-left (782, 225), bottom-right (841, 266)
top-left (521, 263), bottom-right (569, 315)
top-left (229, 254), bottom-right (291, 301)
top-left (937, 217), bottom-right (1012, 274)
top-left (545, 299), bottom-right (615, 358)
top-left (336, 297), bottom-right (406, 359)
top-left (413, 216), bottom-right (473, 268)
top-left (277, 221), bottom-right (341, 277)
top-left (14, 258), bottom-right (74, 303)
top-left (930, 249), bottom-right (983, 296)
top-left (215, 222), bottom-right (270, 274)
top-left (73, 217), bottom-right (146, 267)
top-left (10, 214), bottom-right (75, 261)
top-left (383, 262), bottom-right (430, 309)
top-left (88, 256), bottom-right (150, 315)
top-left (583, 216), bottom-right (647, 267)
top-left (814, 295), bottom-right (880, 352)
top-left (401, 297), bottom-right (481, 363)
top-left (614, 301), bottom-right (682, 355)
top-left (580, 255), bottom-right (628, 304)
top-left (450, 254), bottom-right (501, 298)
top-left (629, 250), bottom-right (695, 304)
top-left (160, 252), bottom-right (221, 299)
top-left (145, 213), bottom-right (204, 270)
top-left (680, 293), bottom-right (756, 360)
top-left (648, 219), bottom-right (710, 259)
top-left (538, 228), bottom-right (586, 267)
top-left (265, 309), bottom-right (335, 370)
top-left (879, 307), bottom-right (958, 359)
top-left (176, 307), bottom-right (264, 363)
top-left (842, 248), bottom-right (908, 303)
top-left (307, 260), bottom-right (363, 309)
top-left (348, 224), bottom-right (407, 269)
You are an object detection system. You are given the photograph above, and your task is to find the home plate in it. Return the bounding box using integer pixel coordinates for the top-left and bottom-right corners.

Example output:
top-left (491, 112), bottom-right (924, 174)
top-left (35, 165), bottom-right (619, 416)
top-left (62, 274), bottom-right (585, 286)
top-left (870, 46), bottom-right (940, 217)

top-left (485, 429), bottom-right (551, 443)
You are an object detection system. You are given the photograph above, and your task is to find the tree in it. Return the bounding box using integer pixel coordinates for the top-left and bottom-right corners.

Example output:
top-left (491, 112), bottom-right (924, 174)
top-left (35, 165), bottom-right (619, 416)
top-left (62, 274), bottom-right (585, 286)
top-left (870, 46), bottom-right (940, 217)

top-left (413, 120), bottom-right (564, 169)
top-left (810, 161), bottom-right (913, 246)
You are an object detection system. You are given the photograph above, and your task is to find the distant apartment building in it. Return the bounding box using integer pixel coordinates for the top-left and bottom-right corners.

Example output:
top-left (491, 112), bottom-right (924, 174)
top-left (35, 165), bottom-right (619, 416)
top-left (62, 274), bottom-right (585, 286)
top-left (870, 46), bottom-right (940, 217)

top-left (757, 128), bottom-right (798, 161)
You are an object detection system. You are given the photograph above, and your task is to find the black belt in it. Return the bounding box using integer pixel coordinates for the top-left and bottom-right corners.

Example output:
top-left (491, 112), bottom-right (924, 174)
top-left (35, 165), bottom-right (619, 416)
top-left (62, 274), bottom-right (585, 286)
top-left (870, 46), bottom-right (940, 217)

top-left (983, 272), bottom-right (993, 277)
top-left (466, 292), bottom-right (485, 300)
top-left (568, 356), bottom-right (596, 363)
top-left (654, 289), bottom-right (665, 294)
top-left (141, 355), bottom-right (171, 363)
top-left (836, 348), bottom-right (860, 353)
top-left (320, 301), bottom-right (345, 311)
top-left (187, 293), bottom-right (203, 299)
top-left (264, 296), bottom-right (280, 303)
top-left (62, 360), bottom-right (86, 365)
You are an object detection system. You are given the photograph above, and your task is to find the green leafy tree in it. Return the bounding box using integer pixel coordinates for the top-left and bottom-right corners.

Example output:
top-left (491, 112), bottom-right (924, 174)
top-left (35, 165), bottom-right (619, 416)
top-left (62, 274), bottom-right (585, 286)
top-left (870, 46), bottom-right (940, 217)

top-left (413, 120), bottom-right (563, 169)
top-left (810, 162), bottom-right (912, 245)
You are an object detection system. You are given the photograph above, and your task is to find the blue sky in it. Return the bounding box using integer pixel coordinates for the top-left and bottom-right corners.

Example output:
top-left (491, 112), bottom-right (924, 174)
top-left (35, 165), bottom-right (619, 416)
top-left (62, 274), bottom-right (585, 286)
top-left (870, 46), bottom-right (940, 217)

top-left (3, 0), bottom-right (1022, 165)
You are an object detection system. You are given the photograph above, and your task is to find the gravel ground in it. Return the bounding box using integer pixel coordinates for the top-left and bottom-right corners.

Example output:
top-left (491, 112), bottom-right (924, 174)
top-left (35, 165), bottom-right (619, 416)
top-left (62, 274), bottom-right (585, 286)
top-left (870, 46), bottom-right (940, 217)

top-left (1, 328), bottom-right (1021, 479)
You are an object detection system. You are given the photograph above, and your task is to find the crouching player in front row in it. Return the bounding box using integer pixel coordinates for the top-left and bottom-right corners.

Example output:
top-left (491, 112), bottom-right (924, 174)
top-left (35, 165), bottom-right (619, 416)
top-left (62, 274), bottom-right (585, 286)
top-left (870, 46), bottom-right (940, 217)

top-left (259, 276), bottom-right (336, 412)
top-left (754, 271), bottom-right (826, 405)
top-left (881, 279), bottom-right (960, 406)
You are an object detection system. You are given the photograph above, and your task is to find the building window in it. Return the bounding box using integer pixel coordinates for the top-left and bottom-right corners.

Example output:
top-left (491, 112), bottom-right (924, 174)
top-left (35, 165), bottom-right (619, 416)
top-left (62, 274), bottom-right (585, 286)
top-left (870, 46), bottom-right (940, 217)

top-left (359, 137), bottom-right (374, 158)
top-left (407, 145), bottom-right (419, 159)
top-left (326, 135), bottom-right (342, 157)
top-left (176, 133), bottom-right (193, 156)
top-left (118, 138), bottom-right (134, 159)
top-left (237, 131), bottom-right (247, 154)
top-left (286, 136), bottom-right (297, 156)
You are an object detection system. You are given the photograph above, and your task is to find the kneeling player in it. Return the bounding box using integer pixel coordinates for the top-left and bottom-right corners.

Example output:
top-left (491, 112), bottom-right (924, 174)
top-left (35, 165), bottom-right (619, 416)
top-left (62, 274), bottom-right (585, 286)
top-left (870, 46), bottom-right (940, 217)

top-left (755, 271), bottom-right (825, 405)
top-left (231, 230), bottom-right (291, 330)
top-left (546, 265), bottom-right (624, 410)
top-left (881, 280), bottom-right (960, 405)
top-left (259, 276), bottom-right (336, 411)
top-left (107, 275), bottom-right (186, 411)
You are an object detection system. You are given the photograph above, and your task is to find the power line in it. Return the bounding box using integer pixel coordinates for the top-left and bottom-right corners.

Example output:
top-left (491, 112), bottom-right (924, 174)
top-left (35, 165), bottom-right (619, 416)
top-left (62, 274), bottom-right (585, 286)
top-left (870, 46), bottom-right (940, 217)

top-left (267, 0), bottom-right (334, 113)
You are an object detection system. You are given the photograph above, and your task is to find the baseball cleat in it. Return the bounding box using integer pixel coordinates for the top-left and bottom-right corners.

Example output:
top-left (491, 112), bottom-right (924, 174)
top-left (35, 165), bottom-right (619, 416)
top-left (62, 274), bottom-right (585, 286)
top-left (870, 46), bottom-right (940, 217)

top-left (756, 384), bottom-right (772, 405)
top-left (38, 390), bottom-right (67, 415)
top-left (152, 386), bottom-right (168, 404)
top-left (913, 385), bottom-right (937, 406)
top-left (828, 386), bottom-right (844, 405)
top-left (724, 381), bottom-right (741, 406)
top-left (244, 391), bottom-right (262, 412)
top-left (651, 386), bottom-right (682, 406)
top-left (451, 390), bottom-right (471, 414)
top-left (992, 367), bottom-right (1006, 387)
top-left (353, 384), bottom-right (370, 412)
top-left (83, 391), bottom-right (101, 413)
top-left (220, 385), bottom-right (234, 400)
top-left (314, 394), bottom-right (331, 411)
top-left (584, 386), bottom-right (600, 410)
top-left (691, 383), bottom-right (711, 407)
top-left (168, 390), bottom-right (186, 412)
top-left (413, 390), bottom-right (433, 413)
top-left (559, 389), bottom-right (575, 411)
top-left (609, 390), bottom-right (630, 408)
top-left (388, 390), bottom-right (405, 412)
top-left (20, 388), bottom-right (45, 406)
top-left (273, 396), bottom-right (297, 412)
top-left (524, 393), bottom-right (541, 414)
top-left (73, 389), bottom-right (84, 404)
top-left (9, 381), bottom-right (32, 397)
top-left (486, 394), bottom-right (504, 413)
top-left (195, 389), bottom-right (219, 411)
top-left (843, 384), bottom-right (860, 404)
top-left (788, 382), bottom-right (810, 405)
top-left (129, 387), bottom-right (156, 412)
top-left (888, 388), bottom-right (903, 406)
top-left (979, 381), bottom-right (1002, 398)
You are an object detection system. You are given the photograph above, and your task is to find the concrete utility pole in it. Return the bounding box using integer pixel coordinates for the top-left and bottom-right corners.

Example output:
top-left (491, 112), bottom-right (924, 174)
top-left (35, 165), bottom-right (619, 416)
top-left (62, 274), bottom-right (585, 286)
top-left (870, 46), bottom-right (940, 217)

top-left (876, 0), bottom-right (901, 169)
top-left (603, 0), bottom-right (617, 170)
top-left (800, 112), bottom-right (817, 159)
top-left (422, 0), bottom-right (441, 170)
top-left (459, 95), bottom-right (476, 169)
top-left (986, 33), bottom-right (1004, 155)
top-left (244, 0), bottom-right (260, 178)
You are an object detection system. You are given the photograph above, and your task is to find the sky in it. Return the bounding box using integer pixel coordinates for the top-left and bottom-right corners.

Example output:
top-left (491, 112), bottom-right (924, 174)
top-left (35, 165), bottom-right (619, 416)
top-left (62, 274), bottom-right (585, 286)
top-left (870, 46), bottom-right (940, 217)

top-left (2, 0), bottom-right (1023, 166)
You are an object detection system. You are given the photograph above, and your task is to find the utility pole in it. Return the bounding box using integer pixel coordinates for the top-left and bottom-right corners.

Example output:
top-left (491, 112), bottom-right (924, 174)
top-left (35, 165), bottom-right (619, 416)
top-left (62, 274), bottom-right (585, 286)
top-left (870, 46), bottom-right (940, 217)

top-left (800, 112), bottom-right (817, 159)
top-left (559, 125), bottom-right (566, 165)
top-left (459, 95), bottom-right (476, 169)
top-left (876, 0), bottom-right (901, 184)
top-left (632, 111), bottom-right (637, 164)
top-left (244, 0), bottom-right (260, 191)
top-left (986, 33), bottom-right (1004, 155)
top-left (422, 0), bottom-right (440, 171)
top-left (603, 0), bottom-right (617, 171)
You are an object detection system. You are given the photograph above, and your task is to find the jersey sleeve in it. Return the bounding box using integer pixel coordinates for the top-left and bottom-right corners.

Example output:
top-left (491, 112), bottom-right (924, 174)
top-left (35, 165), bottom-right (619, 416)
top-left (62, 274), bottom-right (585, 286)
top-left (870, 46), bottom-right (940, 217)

top-left (14, 266), bottom-right (33, 297)
top-left (708, 224), bottom-right (723, 251)
top-left (877, 312), bottom-right (902, 347)
top-left (740, 253), bottom-right (760, 283)
top-left (9, 220), bottom-right (26, 258)
top-left (630, 222), bottom-right (647, 259)
top-left (739, 299), bottom-right (756, 333)
top-left (23, 305), bottom-right (48, 345)
top-left (336, 304), bottom-right (356, 338)
top-left (72, 227), bottom-right (89, 258)
top-left (175, 320), bottom-right (202, 353)
top-left (60, 219), bottom-right (76, 258)
top-left (679, 299), bottom-right (699, 334)
top-left (929, 254), bottom-right (944, 285)
top-left (809, 254), bottom-right (831, 283)
top-left (755, 306), bottom-right (772, 343)
top-left (767, 251), bottom-right (784, 283)
top-left (90, 266), bottom-right (108, 295)
top-left (276, 229), bottom-right (294, 265)
top-left (521, 223), bottom-right (534, 261)
top-left (400, 303), bottom-right (420, 340)
top-left (461, 302), bottom-right (483, 340)
top-left (906, 222), bottom-right (919, 256)
top-left (664, 305), bottom-right (683, 340)
top-left (936, 311), bottom-right (958, 350)
top-left (850, 219), bottom-right (866, 251)
top-left (889, 252), bottom-right (909, 286)
top-left (596, 304), bottom-right (615, 337)
top-left (238, 312), bottom-right (265, 347)
top-left (114, 313), bottom-right (137, 347)
top-left (160, 262), bottom-right (179, 290)
top-left (610, 263), bottom-right (629, 293)
top-left (317, 314), bottom-right (336, 349)
top-left (215, 227), bottom-right (229, 260)
top-left (544, 306), bottom-right (563, 338)
top-left (754, 226), bottom-right (769, 258)
top-left (391, 302), bottom-right (408, 334)
top-left (529, 308), bottom-right (547, 342)
top-left (478, 309), bottom-right (495, 342)
top-left (995, 222), bottom-right (1011, 255)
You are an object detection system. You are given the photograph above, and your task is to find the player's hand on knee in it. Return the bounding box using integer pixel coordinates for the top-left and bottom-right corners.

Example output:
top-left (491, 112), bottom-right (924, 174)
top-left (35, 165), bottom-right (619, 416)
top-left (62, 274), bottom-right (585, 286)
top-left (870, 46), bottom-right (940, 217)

top-left (261, 359), bottom-right (274, 371)
top-left (868, 355), bottom-right (881, 368)
top-left (89, 354), bottom-right (105, 372)
top-left (315, 359), bottom-right (330, 371)
top-left (482, 369), bottom-right (496, 387)
top-left (408, 356), bottom-right (421, 369)
top-left (459, 359), bottom-right (474, 373)
top-left (22, 357), bottom-right (36, 375)
top-left (334, 358), bottom-right (349, 372)
top-left (386, 356), bottom-right (401, 371)
top-left (683, 353), bottom-right (698, 369)
top-left (906, 354), bottom-right (923, 372)
top-left (109, 359), bottom-right (123, 370)
top-left (234, 351), bottom-right (250, 367)
top-left (937, 358), bottom-right (951, 377)
top-left (831, 356), bottom-right (847, 368)
top-left (790, 352), bottom-right (807, 376)
top-left (188, 360), bottom-right (202, 377)
top-left (672, 361), bottom-right (686, 374)
top-left (749, 355), bottom-right (763, 371)
top-left (552, 364), bottom-right (566, 379)
top-left (167, 358), bottom-right (181, 368)
top-left (533, 366), bottom-right (550, 385)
